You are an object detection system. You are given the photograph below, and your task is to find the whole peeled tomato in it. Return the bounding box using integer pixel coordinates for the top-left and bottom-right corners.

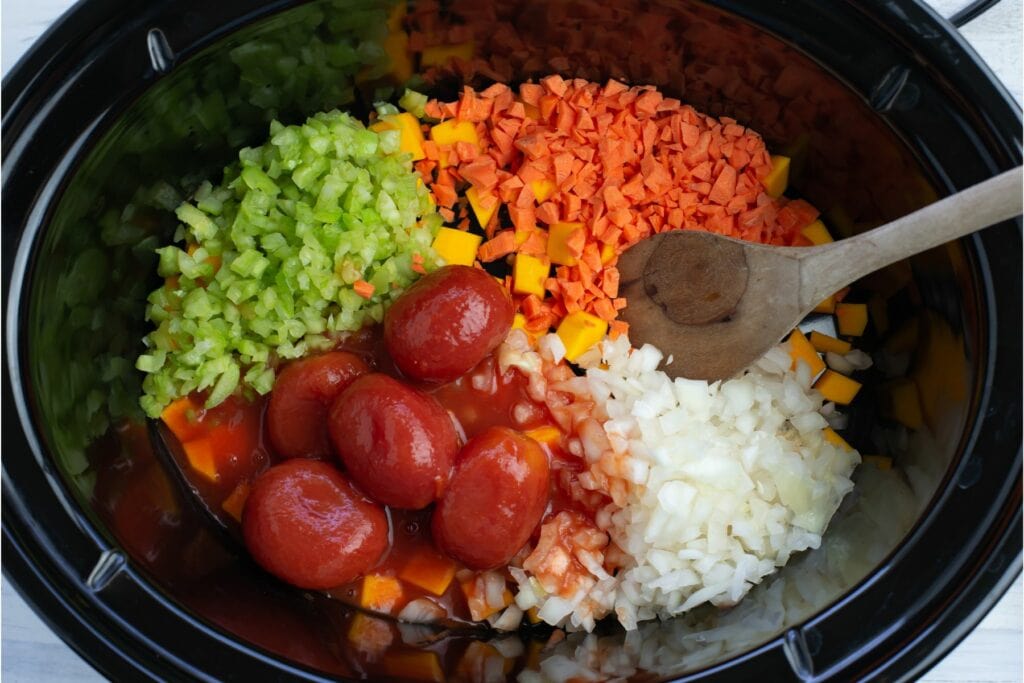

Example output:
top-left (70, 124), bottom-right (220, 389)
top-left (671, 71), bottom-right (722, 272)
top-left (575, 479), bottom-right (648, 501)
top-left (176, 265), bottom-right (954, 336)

top-left (267, 351), bottom-right (369, 460)
top-left (242, 459), bottom-right (388, 590)
top-left (329, 373), bottom-right (458, 509)
top-left (432, 426), bottom-right (550, 570)
top-left (384, 265), bottom-right (514, 383)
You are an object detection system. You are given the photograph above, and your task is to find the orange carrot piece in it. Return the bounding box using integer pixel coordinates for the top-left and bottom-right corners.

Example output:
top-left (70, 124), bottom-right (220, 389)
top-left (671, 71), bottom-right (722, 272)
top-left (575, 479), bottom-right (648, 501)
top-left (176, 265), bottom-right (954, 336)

top-left (477, 231), bottom-right (516, 262)
top-left (609, 320), bottom-right (629, 338)
top-left (353, 280), bottom-right (375, 299)
top-left (421, 78), bottom-right (817, 331)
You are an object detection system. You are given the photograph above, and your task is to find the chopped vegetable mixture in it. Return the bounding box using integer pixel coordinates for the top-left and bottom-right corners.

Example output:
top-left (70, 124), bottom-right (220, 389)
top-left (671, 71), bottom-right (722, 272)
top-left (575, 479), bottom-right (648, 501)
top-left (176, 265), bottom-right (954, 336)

top-left (131, 75), bottom-right (886, 641)
top-left (137, 110), bottom-right (442, 417)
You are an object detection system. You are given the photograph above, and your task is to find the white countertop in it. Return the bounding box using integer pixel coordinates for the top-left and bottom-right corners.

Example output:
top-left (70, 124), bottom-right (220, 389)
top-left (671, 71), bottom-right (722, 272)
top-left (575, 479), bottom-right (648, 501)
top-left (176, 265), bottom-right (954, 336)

top-left (2, 1), bottom-right (1021, 681)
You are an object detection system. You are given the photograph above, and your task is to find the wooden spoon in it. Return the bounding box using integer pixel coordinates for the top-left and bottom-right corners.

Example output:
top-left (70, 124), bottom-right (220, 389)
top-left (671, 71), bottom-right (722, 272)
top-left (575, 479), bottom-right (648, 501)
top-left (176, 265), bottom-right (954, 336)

top-left (617, 166), bottom-right (1023, 381)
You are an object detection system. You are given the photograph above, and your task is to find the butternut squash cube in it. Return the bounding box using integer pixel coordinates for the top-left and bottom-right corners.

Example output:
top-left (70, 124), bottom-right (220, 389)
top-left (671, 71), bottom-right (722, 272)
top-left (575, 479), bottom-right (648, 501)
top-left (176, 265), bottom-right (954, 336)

top-left (512, 254), bottom-right (549, 297)
top-left (383, 32), bottom-right (413, 83)
top-left (430, 119), bottom-right (478, 146)
top-left (809, 331), bottom-right (852, 355)
top-left (399, 550), bottom-right (456, 596)
top-left (382, 651), bottom-right (445, 683)
top-left (466, 186), bottom-right (498, 229)
top-left (787, 328), bottom-right (826, 377)
top-left (360, 574), bottom-right (404, 613)
top-left (815, 370), bottom-right (862, 405)
top-left (161, 396), bottom-right (203, 442)
top-left (557, 311), bottom-right (608, 362)
top-left (386, 2), bottom-right (406, 31)
top-left (221, 481), bottom-right (250, 522)
top-left (388, 112), bottom-right (425, 160)
top-left (881, 378), bottom-right (924, 429)
top-left (836, 303), bottom-right (868, 336)
top-left (801, 219), bottom-right (834, 245)
top-left (524, 425), bottom-right (561, 445)
top-left (431, 226), bottom-right (481, 266)
top-left (863, 455), bottom-right (894, 471)
top-left (547, 222), bottom-right (584, 266)
top-left (763, 155), bottom-right (790, 198)
top-left (531, 178), bottom-right (556, 203)
top-left (431, 118), bottom-right (480, 168)
top-left (420, 41), bottom-right (474, 67)
top-left (182, 438), bottom-right (219, 483)
top-left (813, 295), bottom-right (836, 314)
top-left (822, 427), bottom-right (853, 451)
top-left (600, 243), bottom-right (616, 265)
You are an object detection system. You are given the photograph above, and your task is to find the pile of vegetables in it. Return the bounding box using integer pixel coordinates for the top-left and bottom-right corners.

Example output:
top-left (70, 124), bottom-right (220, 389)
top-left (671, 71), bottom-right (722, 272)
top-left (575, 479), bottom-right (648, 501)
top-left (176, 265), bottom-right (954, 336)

top-left (415, 77), bottom-right (817, 341)
top-left (137, 109), bottom-right (441, 417)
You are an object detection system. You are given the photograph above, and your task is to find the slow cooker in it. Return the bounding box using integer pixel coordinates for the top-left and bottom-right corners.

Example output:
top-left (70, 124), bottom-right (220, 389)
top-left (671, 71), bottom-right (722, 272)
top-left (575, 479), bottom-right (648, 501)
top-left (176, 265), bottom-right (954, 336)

top-left (3, 0), bottom-right (1020, 680)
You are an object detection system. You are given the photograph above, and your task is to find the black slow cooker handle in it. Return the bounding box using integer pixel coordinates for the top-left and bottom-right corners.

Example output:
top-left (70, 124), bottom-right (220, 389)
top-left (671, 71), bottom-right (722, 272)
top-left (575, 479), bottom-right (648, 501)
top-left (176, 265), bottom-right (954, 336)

top-left (947, 0), bottom-right (1002, 26)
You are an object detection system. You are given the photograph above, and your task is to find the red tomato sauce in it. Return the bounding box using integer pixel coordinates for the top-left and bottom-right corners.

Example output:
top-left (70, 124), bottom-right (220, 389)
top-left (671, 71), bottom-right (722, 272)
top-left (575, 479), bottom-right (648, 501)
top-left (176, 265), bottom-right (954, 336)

top-left (113, 326), bottom-right (595, 626)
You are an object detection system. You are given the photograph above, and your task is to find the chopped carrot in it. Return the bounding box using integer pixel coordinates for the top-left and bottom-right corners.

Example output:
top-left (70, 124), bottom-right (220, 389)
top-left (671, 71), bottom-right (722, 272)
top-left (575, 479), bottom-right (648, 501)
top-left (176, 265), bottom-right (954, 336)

top-left (422, 79), bottom-right (818, 329)
top-left (477, 230), bottom-right (516, 262)
top-left (353, 280), bottom-right (375, 299)
top-left (609, 320), bottom-right (629, 339)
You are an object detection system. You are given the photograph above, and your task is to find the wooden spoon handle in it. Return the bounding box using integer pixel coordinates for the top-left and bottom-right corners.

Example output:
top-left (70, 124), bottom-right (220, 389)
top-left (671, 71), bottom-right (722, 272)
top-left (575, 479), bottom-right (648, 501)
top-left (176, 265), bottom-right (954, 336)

top-left (799, 166), bottom-right (1023, 309)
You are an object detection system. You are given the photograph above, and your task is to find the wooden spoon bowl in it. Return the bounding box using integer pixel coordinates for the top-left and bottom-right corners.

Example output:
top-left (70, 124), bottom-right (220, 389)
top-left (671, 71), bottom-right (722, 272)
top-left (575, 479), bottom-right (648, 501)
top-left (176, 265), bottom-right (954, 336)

top-left (617, 166), bottom-right (1023, 381)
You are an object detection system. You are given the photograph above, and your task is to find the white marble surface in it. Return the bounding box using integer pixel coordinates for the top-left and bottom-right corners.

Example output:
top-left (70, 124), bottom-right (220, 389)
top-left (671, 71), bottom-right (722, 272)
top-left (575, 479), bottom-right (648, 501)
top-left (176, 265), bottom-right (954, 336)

top-left (2, 0), bottom-right (1021, 681)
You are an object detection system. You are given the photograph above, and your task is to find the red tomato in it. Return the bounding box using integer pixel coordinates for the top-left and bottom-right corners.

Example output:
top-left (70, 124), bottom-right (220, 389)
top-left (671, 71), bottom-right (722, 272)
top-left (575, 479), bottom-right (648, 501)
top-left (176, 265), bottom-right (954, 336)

top-left (267, 351), bottom-right (369, 460)
top-left (384, 265), bottom-right (513, 383)
top-left (432, 427), bottom-right (550, 570)
top-left (243, 459), bottom-right (387, 590)
top-left (329, 373), bottom-right (458, 509)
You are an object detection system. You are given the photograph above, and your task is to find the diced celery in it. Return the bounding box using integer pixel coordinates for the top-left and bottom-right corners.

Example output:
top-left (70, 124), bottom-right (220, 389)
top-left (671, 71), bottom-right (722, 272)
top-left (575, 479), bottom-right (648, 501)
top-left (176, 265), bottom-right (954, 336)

top-left (176, 203), bottom-right (217, 241)
top-left (205, 362), bottom-right (240, 408)
top-left (139, 109), bottom-right (444, 414)
top-left (398, 89), bottom-right (428, 118)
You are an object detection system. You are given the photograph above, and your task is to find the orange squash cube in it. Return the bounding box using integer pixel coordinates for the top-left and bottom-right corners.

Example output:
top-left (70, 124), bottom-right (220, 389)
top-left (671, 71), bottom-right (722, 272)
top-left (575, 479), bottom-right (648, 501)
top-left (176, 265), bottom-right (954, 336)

top-left (182, 438), bottom-right (219, 482)
top-left (221, 481), bottom-right (251, 522)
top-left (815, 370), bottom-right (862, 405)
top-left (836, 303), bottom-right (868, 336)
top-left (787, 329), bottom-right (825, 377)
top-left (809, 331), bottom-right (852, 355)
top-left (399, 550), bottom-right (457, 596)
top-left (822, 427), bottom-right (853, 451)
top-left (360, 574), bottom-right (404, 613)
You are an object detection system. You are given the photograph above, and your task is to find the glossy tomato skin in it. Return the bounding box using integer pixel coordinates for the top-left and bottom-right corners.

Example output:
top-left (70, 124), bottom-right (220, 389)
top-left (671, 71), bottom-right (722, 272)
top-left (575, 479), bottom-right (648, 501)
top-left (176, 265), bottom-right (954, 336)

top-left (243, 459), bottom-right (387, 590)
top-left (384, 265), bottom-right (514, 383)
top-left (267, 351), bottom-right (369, 460)
top-left (329, 373), bottom-right (458, 509)
top-left (432, 427), bottom-right (550, 570)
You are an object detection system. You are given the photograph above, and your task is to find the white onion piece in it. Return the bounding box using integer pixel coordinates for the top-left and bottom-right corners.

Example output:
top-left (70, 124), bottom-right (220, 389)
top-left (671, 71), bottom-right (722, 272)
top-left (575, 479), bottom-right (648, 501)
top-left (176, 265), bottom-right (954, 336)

top-left (826, 351), bottom-right (855, 375)
top-left (397, 598), bottom-right (445, 624)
